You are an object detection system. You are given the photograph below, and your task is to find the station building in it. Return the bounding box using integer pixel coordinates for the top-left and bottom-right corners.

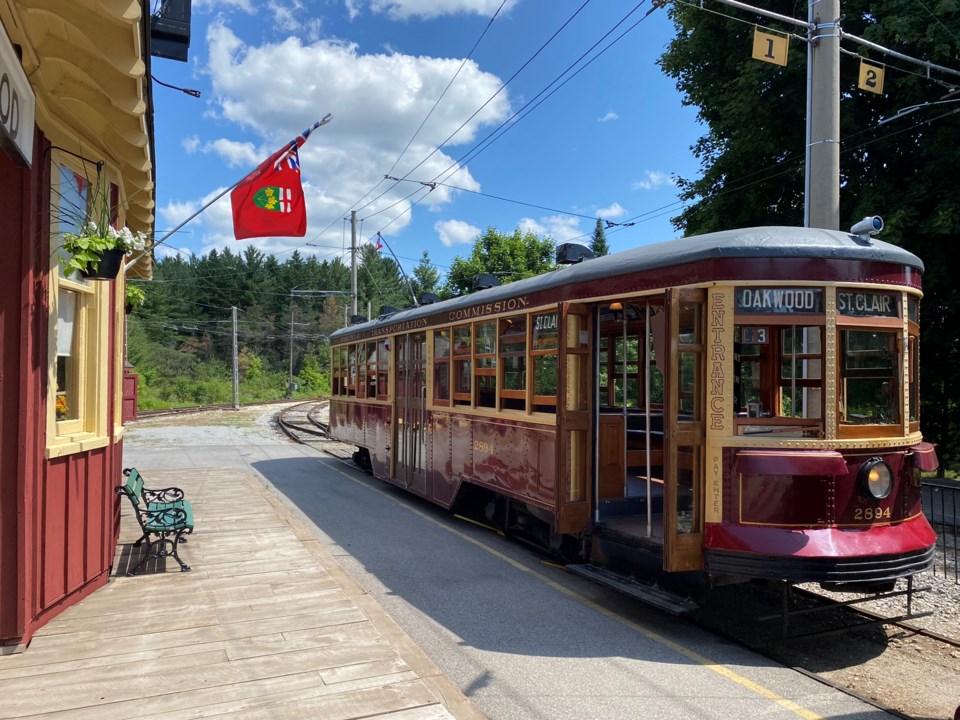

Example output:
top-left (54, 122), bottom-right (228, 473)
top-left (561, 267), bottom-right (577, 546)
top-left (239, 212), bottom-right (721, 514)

top-left (0, 0), bottom-right (162, 651)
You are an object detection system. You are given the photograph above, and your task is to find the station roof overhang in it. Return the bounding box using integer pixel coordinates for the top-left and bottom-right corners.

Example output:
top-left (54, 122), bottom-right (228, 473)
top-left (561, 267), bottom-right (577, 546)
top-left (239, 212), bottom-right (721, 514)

top-left (3, 0), bottom-right (156, 279)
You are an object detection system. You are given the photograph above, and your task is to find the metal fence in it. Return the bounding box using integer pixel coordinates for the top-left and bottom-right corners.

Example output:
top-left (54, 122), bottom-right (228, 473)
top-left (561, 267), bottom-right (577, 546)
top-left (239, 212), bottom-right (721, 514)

top-left (922, 480), bottom-right (959, 583)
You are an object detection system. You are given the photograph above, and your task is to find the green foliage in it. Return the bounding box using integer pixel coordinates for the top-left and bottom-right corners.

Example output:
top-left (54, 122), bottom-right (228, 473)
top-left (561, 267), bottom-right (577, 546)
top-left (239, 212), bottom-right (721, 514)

top-left (591, 218), bottom-right (610, 257)
top-left (442, 227), bottom-right (556, 297)
top-left (658, 0), bottom-right (960, 467)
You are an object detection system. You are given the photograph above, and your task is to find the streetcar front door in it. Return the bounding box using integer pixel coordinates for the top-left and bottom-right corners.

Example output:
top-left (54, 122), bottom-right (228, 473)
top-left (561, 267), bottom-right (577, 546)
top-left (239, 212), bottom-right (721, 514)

top-left (395, 332), bottom-right (427, 495)
top-left (661, 288), bottom-right (706, 572)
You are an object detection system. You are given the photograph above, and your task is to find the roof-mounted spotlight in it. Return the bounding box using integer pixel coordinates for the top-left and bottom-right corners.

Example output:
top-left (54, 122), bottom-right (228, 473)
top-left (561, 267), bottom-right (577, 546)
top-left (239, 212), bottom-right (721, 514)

top-left (850, 216), bottom-right (883, 243)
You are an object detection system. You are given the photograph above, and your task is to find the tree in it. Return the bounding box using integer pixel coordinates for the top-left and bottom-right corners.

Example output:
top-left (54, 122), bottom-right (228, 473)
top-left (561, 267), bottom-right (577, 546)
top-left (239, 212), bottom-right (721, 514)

top-left (442, 227), bottom-right (556, 297)
top-left (411, 250), bottom-right (441, 302)
top-left (591, 218), bottom-right (610, 257)
top-left (658, 0), bottom-right (960, 468)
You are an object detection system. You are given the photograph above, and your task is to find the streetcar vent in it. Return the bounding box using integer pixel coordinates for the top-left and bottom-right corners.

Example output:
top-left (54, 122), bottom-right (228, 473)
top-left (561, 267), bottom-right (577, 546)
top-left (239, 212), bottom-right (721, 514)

top-left (556, 243), bottom-right (594, 265)
top-left (349, 314), bottom-right (368, 325)
top-left (379, 306), bottom-right (398, 318)
top-left (420, 292), bottom-right (441, 305)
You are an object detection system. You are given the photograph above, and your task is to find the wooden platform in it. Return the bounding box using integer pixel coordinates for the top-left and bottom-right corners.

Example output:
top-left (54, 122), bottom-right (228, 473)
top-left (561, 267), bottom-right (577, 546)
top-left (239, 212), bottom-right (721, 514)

top-left (0, 468), bottom-right (483, 720)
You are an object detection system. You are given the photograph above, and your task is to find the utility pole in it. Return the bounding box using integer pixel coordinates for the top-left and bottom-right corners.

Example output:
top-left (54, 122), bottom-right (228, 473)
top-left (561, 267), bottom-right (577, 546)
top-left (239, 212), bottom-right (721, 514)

top-left (806, 0), bottom-right (840, 230)
top-left (350, 210), bottom-right (358, 317)
top-left (287, 297), bottom-right (295, 399)
top-left (232, 306), bottom-right (239, 410)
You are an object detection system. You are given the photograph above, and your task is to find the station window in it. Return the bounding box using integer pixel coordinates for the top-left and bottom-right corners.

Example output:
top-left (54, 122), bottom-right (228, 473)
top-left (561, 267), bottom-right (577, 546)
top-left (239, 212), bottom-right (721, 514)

top-left (453, 325), bottom-right (472, 406)
top-left (48, 160), bottom-right (113, 454)
top-left (531, 311), bottom-right (558, 413)
top-left (499, 316), bottom-right (527, 412)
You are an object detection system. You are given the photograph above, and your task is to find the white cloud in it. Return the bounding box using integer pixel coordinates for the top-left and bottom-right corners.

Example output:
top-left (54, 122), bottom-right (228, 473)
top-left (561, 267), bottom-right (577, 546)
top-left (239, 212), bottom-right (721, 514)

top-left (632, 170), bottom-right (674, 191)
top-left (344, 0), bottom-right (362, 19)
top-left (158, 200), bottom-right (202, 229)
top-left (183, 22), bottom-right (511, 254)
top-left (435, 219), bottom-right (480, 247)
top-left (596, 202), bottom-right (625, 219)
top-left (203, 138), bottom-right (262, 169)
top-left (597, 111), bottom-right (618, 122)
top-left (518, 215), bottom-right (582, 244)
top-left (182, 136), bottom-right (201, 154)
top-left (193, 0), bottom-right (254, 10)
top-left (368, 0), bottom-right (519, 21)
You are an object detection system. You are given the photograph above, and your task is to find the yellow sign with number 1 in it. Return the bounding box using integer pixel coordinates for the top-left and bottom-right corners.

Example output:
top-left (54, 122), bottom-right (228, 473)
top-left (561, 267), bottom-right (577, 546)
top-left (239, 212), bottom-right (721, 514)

top-left (859, 59), bottom-right (885, 94)
top-left (752, 27), bottom-right (788, 66)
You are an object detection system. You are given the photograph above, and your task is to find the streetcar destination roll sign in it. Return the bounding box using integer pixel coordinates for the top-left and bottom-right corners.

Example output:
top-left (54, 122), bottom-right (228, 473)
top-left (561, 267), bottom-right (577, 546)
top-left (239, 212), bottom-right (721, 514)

top-left (735, 288), bottom-right (824, 314)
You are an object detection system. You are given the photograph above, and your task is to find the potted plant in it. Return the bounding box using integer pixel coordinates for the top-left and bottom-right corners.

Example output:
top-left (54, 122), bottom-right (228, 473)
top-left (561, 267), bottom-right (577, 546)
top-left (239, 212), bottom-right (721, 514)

top-left (61, 223), bottom-right (149, 280)
top-left (57, 178), bottom-right (149, 280)
top-left (125, 283), bottom-right (146, 314)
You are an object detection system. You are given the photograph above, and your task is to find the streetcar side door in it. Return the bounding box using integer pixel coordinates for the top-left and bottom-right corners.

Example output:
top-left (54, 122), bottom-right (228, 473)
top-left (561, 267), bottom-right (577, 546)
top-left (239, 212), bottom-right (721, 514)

top-left (394, 332), bottom-right (427, 495)
top-left (556, 303), bottom-right (592, 534)
top-left (661, 288), bottom-right (706, 571)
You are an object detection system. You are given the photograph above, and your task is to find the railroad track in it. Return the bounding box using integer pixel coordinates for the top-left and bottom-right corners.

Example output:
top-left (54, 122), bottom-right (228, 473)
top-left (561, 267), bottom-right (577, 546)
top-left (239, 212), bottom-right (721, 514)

top-left (276, 401), bottom-right (355, 461)
top-left (137, 399), bottom-right (296, 419)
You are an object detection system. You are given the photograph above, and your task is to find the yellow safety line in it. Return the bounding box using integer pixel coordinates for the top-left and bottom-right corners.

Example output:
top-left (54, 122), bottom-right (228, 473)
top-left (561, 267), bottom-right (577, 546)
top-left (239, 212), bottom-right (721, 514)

top-left (327, 463), bottom-right (823, 720)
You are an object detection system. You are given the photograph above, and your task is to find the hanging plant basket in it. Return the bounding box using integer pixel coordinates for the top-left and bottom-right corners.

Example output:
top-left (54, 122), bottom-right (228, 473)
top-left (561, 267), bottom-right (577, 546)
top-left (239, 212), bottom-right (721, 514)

top-left (80, 247), bottom-right (125, 280)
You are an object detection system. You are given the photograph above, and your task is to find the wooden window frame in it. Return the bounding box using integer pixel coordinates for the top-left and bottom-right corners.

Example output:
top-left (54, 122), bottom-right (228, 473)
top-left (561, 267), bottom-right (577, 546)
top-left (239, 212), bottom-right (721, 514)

top-left (46, 154), bottom-right (113, 458)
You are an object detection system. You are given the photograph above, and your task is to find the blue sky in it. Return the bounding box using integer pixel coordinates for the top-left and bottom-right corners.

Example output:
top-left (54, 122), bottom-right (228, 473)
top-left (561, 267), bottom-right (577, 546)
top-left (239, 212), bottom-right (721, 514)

top-left (150, 0), bottom-right (703, 281)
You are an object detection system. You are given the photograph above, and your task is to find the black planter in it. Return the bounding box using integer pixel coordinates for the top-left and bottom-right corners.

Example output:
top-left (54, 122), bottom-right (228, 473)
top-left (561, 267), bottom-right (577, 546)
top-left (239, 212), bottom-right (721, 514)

top-left (81, 248), bottom-right (125, 280)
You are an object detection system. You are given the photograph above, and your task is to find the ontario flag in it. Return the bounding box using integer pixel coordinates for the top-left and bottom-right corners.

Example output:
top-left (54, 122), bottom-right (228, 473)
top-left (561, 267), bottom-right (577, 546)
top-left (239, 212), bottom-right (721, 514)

top-left (230, 121), bottom-right (324, 240)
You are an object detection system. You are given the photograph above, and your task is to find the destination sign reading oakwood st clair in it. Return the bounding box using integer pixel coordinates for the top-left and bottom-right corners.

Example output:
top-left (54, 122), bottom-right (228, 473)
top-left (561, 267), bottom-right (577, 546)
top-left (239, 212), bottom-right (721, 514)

top-left (837, 290), bottom-right (900, 318)
top-left (735, 288), bottom-right (824, 314)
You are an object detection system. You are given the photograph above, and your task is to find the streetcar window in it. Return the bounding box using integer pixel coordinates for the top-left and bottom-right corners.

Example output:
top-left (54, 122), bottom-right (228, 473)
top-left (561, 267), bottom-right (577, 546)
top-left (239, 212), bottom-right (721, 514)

top-left (347, 345), bottom-right (357, 396)
top-left (840, 330), bottom-right (900, 425)
top-left (377, 339), bottom-right (390, 401)
top-left (779, 326), bottom-right (822, 419)
top-left (735, 323), bottom-right (824, 437)
top-left (532, 312), bottom-right (558, 413)
top-left (433, 330), bottom-right (450, 406)
top-left (364, 341), bottom-right (377, 399)
top-left (453, 325), bottom-right (472, 406)
top-left (909, 333), bottom-right (919, 424)
top-left (500, 316), bottom-right (527, 412)
top-left (908, 298), bottom-right (920, 427)
top-left (474, 321), bottom-right (497, 408)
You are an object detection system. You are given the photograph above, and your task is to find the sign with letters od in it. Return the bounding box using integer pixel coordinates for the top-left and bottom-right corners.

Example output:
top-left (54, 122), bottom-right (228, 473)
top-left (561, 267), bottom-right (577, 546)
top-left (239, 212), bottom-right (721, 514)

top-left (0, 21), bottom-right (35, 167)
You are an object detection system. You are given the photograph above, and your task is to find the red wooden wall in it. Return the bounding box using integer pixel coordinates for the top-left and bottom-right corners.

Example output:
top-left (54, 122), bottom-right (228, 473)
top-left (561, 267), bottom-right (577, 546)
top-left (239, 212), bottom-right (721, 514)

top-left (0, 131), bottom-right (124, 650)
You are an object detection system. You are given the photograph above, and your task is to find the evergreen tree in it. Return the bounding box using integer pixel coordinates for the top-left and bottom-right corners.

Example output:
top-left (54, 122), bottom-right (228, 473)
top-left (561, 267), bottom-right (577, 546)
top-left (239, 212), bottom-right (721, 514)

top-left (591, 218), bottom-right (610, 257)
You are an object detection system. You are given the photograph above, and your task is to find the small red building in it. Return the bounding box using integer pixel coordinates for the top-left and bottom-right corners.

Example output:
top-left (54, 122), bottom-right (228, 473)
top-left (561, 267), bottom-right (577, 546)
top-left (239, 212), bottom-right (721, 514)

top-left (0, 1), bottom-right (155, 651)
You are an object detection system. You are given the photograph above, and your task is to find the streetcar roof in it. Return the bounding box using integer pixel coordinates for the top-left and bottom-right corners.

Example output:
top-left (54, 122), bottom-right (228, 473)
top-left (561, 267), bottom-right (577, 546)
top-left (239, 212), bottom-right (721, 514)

top-left (331, 226), bottom-right (923, 341)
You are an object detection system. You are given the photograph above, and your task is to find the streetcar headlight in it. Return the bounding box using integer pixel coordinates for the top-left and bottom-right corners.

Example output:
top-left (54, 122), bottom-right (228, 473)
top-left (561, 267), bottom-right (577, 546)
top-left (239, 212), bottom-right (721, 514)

top-left (858, 457), bottom-right (893, 500)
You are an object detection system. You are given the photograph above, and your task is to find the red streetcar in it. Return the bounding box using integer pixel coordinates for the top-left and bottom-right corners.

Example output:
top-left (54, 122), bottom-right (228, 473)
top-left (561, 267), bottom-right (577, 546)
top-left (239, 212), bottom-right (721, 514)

top-left (328, 224), bottom-right (937, 595)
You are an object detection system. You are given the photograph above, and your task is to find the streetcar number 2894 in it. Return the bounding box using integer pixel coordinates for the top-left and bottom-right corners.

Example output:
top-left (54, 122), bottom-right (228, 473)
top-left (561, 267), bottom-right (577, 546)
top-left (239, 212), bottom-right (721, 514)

top-left (854, 507), bottom-right (892, 521)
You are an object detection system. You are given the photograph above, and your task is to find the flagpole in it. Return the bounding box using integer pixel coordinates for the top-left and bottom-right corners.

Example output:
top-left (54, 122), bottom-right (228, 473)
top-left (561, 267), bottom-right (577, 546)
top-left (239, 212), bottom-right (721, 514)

top-left (125, 114), bottom-right (333, 273)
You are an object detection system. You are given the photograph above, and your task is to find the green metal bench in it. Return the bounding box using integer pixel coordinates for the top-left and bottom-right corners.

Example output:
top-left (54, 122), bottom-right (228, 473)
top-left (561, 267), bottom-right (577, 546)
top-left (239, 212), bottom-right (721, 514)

top-left (116, 467), bottom-right (194, 574)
